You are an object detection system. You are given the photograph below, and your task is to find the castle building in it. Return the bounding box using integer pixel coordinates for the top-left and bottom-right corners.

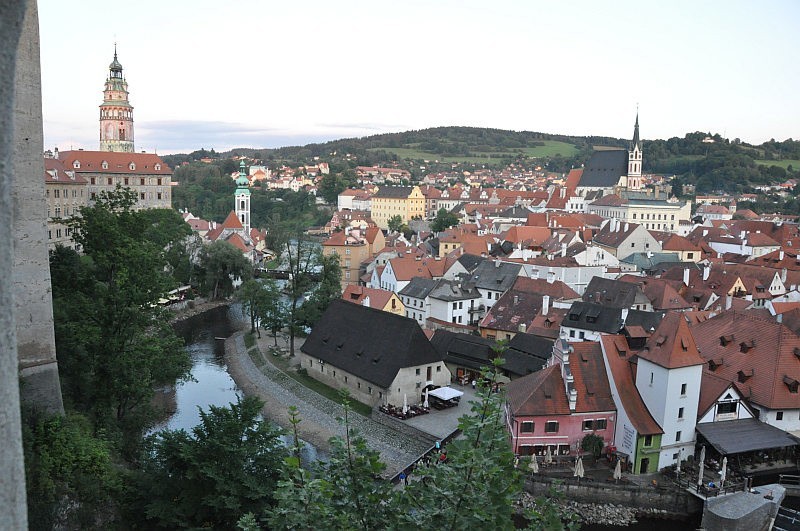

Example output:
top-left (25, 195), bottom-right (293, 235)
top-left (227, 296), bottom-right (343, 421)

top-left (99, 46), bottom-right (134, 153)
top-left (47, 49), bottom-right (172, 212)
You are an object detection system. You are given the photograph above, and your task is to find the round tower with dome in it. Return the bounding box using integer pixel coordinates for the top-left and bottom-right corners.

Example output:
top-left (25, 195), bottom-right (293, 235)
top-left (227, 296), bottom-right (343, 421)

top-left (99, 45), bottom-right (135, 152)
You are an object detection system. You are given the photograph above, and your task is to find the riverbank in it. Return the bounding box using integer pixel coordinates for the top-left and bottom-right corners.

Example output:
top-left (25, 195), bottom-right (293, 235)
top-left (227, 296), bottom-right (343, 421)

top-left (168, 297), bottom-right (232, 325)
top-left (224, 330), bottom-right (433, 474)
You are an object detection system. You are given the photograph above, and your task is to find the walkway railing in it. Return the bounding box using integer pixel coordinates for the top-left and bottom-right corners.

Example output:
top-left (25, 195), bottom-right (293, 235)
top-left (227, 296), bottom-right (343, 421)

top-left (780, 474), bottom-right (800, 486)
top-left (672, 475), bottom-right (746, 498)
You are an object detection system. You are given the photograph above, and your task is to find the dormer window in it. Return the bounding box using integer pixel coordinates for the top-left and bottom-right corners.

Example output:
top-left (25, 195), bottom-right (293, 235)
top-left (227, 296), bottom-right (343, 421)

top-left (73, 160), bottom-right (80, 169)
top-left (101, 161), bottom-right (108, 170)
top-left (784, 376), bottom-right (799, 394)
top-left (737, 369), bottom-right (753, 383)
top-left (155, 163), bottom-right (161, 171)
top-left (129, 162), bottom-right (136, 171)
top-left (739, 340), bottom-right (755, 353)
top-left (720, 335), bottom-right (734, 346)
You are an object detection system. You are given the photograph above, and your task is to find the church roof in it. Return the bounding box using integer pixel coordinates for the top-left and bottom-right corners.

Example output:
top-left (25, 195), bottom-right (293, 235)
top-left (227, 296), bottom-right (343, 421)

top-left (578, 149), bottom-right (628, 188)
top-left (221, 210), bottom-right (244, 230)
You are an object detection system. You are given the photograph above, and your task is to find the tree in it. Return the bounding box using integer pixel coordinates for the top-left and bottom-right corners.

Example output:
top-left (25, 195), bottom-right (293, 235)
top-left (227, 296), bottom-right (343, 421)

top-left (581, 433), bottom-right (604, 460)
top-left (54, 188), bottom-right (192, 443)
top-left (431, 207), bottom-right (460, 232)
top-left (130, 397), bottom-right (287, 529)
top-left (299, 253), bottom-right (342, 327)
top-left (236, 278), bottom-right (280, 337)
top-left (198, 240), bottom-right (253, 299)
top-left (23, 411), bottom-right (120, 530)
top-left (387, 214), bottom-right (404, 233)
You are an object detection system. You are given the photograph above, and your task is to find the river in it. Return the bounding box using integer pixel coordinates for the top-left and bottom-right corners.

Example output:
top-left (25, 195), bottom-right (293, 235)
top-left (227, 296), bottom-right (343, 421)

top-left (155, 304), bottom-right (322, 464)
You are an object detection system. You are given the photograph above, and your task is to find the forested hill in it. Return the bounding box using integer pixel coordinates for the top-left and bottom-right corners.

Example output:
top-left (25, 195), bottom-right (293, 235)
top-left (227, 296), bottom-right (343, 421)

top-left (163, 126), bottom-right (800, 195)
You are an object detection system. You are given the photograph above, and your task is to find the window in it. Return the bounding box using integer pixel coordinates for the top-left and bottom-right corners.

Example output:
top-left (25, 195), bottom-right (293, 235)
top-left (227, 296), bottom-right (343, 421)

top-left (582, 420), bottom-right (594, 431)
top-left (458, 301), bottom-right (463, 309)
top-left (54, 189), bottom-right (59, 198)
top-left (544, 421), bottom-right (559, 433)
top-left (416, 382), bottom-right (421, 389)
top-left (644, 435), bottom-right (653, 447)
top-left (368, 387), bottom-right (372, 394)
top-left (595, 419), bottom-right (607, 430)
top-left (520, 421), bottom-right (534, 433)
top-left (140, 192), bottom-right (146, 200)
top-left (157, 178), bottom-right (162, 186)
top-left (650, 372), bottom-right (654, 385)
top-left (777, 411), bottom-right (784, 421)
top-left (357, 382), bottom-right (361, 389)
top-left (436, 365), bottom-right (441, 372)
top-left (631, 242), bottom-right (635, 248)
top-left (569, 330), bottom-right (575, 338)
top-left (107, 177), bottom-right (112, 185)
top-left (680, 383), bottom-right (687, 396)
top-left (54, 207), bottom-right (61, 217)
top-left (157, 192), bottom-right (162, 200)
top-left (453, 302), bottom-right (458, 310)
top-left (678, 407), bottom-right (684, 419)
top-left (687, 252), bottom-right (694, 259)
top-left (140, 178), bottom-right (145, 185)
top-left (415, 368), bottom-right (420, 376)
top-left (344, 376), bottom-right (348, 383)
top-left (675, 430), bottom-right (682, 442)
top-left (579, 331), bottom-right (585, 339)
top-left (124, 177), bottom-right (129, 185)
top-left (717, 402), bottom-right (736, 415)
top-left (90, 177), bottom-right (95, 185)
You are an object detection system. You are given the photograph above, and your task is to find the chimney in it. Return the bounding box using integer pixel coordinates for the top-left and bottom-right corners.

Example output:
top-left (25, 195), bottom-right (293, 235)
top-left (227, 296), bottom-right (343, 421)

top-left (725, 294), bottom-right (732, 310)
top-left (740, 230), bottom-right (746, 240)
top-left (683, 268), bottom-right (690, 287)
top-left (782, 268), bottom-right (788, 283)
top-left (542, 295), bottom-right (550, 316)
top-left (779, 249), bottom-right (785, 260)
top-left (777, 313), bottom-right (783, 324)
top-left (532, 269), bottom-right (540, 280)
top-left (518, 323), bottom-right (527, 333)
top-left (54, 147), bottom-right (59, 159)
top-left (547, 269), bottom-right (555, 284)
top-left (560, 187), bottom-right (566, 198)
top-left (703, 265), bottom-right (710, 281)
top-left (621, 308), bottom-right (629, 323)
top-left (647, 251), bottom-right (653, 258)
top-left (513, 295), bottom-right (519, 306)
top-left (561, 242), bottom-right (567, 256)
top-left (568, 388), bottom-right (578, 412)
top-left (703, 229), bottom-right (708, 237)
top-left (495, 260), bottom-right (500, 268)
top-left (624, 222), bottom-right (629, 232)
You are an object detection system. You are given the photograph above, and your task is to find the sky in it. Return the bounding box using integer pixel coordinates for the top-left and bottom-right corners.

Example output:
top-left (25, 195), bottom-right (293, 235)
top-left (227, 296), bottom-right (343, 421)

top-left (39, 0), bottom-right (800, 155)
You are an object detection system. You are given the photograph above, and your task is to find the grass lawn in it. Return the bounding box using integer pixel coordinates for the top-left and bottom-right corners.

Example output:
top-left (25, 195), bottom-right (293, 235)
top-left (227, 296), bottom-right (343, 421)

top-left (258, 343), bottom-right (373, 417)
top-left (518, 140), bottom-right (580, 158)
top-left (755, 159), bottom-right (800, 170)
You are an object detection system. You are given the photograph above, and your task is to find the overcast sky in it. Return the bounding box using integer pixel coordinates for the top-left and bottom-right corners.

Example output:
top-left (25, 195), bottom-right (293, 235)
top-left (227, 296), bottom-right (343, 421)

top-left (39, 0), bottom-right (800, 155)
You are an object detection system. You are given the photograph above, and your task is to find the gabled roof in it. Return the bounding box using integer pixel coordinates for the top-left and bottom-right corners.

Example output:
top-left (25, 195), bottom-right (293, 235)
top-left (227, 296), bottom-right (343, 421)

top-left (374, 185), bottom-right (414, 199)
top-left (430, 330), bottom-right (547, 378)
top-left (301, 299), bottom-right (444, 389)
top-left (600, 335), bottom-right (663, 435)
top-left (564, 301), bottom-right (624, 334)
top-left (479, 289), bottom-right (542, 333)
top-left (506, 365), bottom-right (569, 416)
top-left (511, 276), bottom-right (580, 300)
top-left (221, 210), bottom-right (244, 230)
top-left (397, 277), bottom-right (437, 299)
top-left (577, 149), bottom-right (628, 188)
top-left (583, 277), bottom-right (642, 308)
top-left (58, 150), bottom-right (172, 175)
top-left (691, 310), bottom-right (800, 410)
top-left (593, 220), bottom-right (643, 249)
top-left (463, 260), bottom-right (522, 292)
top-left (638, 311), bottom-right (703, 369)
top-left (341, 286), bottom-right (397, 310)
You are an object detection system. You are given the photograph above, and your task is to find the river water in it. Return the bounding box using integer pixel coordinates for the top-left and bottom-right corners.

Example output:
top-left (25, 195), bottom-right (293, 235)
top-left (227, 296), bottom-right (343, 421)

top-left (155, 304), bottom-right (322, 464)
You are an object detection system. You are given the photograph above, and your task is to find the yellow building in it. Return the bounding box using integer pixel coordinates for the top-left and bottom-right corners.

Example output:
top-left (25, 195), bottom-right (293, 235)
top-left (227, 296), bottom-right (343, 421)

top-left (322, 226), bottom-right (385, 289)
top-left (370, 185), bottom-right (425, 230)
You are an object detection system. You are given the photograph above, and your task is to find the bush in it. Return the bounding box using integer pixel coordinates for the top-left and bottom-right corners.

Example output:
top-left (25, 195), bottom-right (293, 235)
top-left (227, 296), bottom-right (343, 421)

top-left (581, 434), bottom-right (604, 459)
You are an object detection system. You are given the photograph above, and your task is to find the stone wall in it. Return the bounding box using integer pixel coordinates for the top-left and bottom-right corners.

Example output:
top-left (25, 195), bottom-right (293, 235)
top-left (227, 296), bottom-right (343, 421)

top-left (2, 1), bottom-right (35, 527)
top-left (524, 477), bottom-right (703, 516)
top-left (11, 0), bottom-right (63, 414)
top-left (370, 409), bottom-right (439, 448)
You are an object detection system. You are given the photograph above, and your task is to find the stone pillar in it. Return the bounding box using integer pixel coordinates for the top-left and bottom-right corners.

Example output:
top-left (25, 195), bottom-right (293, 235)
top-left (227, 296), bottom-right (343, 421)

top-left (1, 1), bottom-right (31, 527)
top-left (12, 0), bottom-right (64, 414)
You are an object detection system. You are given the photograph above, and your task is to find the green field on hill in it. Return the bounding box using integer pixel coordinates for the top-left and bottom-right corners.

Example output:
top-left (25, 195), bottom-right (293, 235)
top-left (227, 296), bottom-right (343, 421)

top-left (755, 159), bottom-right (800, 169)
top-left (369, 140), bottom-right (579, 165)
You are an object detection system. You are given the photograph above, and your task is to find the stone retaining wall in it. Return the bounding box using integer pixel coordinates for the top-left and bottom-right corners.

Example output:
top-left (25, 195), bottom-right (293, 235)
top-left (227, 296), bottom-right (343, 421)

top-left (370, 410), bottom-right (439, 448)
top-left (525, 476), bottom-right (703, 516)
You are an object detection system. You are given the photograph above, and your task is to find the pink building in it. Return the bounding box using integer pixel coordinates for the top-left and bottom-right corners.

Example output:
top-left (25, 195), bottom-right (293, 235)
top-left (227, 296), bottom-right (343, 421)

top-left (505, 340), bottom-right (616, 457)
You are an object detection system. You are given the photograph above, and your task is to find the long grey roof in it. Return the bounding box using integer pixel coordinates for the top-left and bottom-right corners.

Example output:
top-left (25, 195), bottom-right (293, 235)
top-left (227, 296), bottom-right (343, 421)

top-left (398, 277), bottom-right (437, 299)
top-left (578, 149), bottom-right (628, 188)
top-left (301, 299), bottom-right (444, 388)
top-left (428, 279), bottom-right (481, 302)
top-left (565, 301), bottom-right (624, 333)
top-left (430, 330), bottom-right (547, 378)
top-left (375, 186), bottom-right (414, 198)
top-left (463, 260), bottom-right (522, 292)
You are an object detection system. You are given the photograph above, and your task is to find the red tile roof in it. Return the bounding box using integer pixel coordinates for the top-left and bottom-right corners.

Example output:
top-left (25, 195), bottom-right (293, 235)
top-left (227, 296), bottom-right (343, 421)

top-left (58, 150), bottom-right (172, 175)
top-left (601, 335), bottom-right (663, 435)
top-left (638, 311), bottom-right (703, 369)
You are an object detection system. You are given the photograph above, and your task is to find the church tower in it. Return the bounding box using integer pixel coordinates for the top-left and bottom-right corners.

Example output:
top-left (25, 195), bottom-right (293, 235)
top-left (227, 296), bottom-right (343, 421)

top-left (235, 160), bottom-right (251, 235)
top-left (99, 46), bottom-right (134, 152)
top-left (627, 112), bottom-right (643, 190)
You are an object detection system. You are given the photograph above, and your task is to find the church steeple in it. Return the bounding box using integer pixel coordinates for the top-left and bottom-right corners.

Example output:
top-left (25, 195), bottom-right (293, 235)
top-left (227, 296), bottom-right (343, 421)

top-left (99, 45), bottom-right (135, 152)
top-left (235, 160), bottom-right (251, 235)
top-left (626, 111), bottom-right (643, 189)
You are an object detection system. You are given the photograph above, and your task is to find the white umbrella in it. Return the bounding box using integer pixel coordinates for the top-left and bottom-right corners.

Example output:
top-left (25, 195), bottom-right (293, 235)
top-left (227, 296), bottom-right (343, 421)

top-left (613, 459), bottom-right (622, 482)
top-left (545, 445), bottom-right (553, 465)
top-left (697, 445), bottom-right (706, 487)
top-left (676, 448), bottom-right (682, 476)
top-left (402, 394), bottom-right (408, 415)
top-left (574, 456), bottom-right (585, 481)
top-left (719, 456), bottom-right (728, 489)
top-left (529, 455), bottom-right (539, 474)
top-left (423, 388), bottom-right (429, 409)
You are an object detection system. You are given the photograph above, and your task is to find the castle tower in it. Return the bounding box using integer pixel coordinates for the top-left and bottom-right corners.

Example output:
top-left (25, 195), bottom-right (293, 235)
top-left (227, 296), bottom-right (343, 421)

top-left (627, 112), bottom-right (643, 190)
top-left (235, 160), bottom-right (251, 235)
top-left (99, 46), bottom-right (135, 152)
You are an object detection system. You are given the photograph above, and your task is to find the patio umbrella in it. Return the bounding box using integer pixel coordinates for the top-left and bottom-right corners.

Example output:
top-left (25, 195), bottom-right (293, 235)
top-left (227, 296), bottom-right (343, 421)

top-left (402, 394), bottom-right (408, 415)
top-left (697, 445), bottom-right (706, 487)
top-left (613, 459), bottom-right (622, 482)
top-left (545, 445), bottom-right (553, 465)
top-left (574, 456), bottom-right (585, 481)
top-left (423, 388), bottom-right (429, 409)
top-left (719, 456), bottom-right (727, 489)
top-left (529, 455), bottom-right (539, 474)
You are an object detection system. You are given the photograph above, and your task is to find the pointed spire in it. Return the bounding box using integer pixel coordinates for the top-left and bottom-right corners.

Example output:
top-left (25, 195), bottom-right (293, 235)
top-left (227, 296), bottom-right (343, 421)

top-left (632, 109), bottom-right (640, 150)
